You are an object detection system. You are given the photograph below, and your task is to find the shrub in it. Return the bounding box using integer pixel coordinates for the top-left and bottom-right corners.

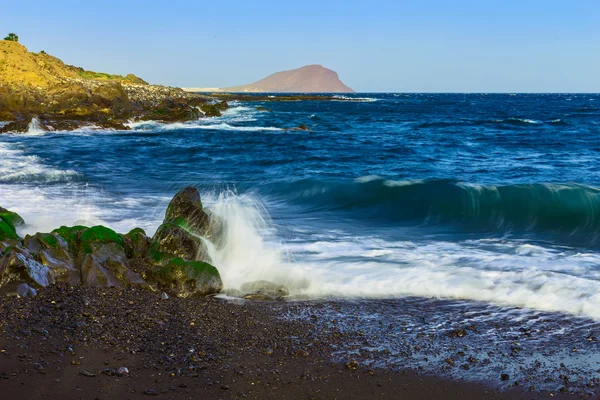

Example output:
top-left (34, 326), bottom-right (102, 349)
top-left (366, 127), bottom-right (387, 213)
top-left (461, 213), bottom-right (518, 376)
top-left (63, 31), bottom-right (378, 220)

top-left (4, 33), bottom-right (18, 42)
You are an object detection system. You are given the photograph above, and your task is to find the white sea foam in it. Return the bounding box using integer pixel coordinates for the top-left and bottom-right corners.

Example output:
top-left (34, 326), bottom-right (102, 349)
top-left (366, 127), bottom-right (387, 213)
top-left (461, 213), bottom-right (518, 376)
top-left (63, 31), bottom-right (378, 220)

top-left (3, 135), bottom-right (600, 320)
top-left (198, 192), bottom-right (600, 320)
top-left (332, 95), bottom-right (378, 102)
top-left (0, 142), bottom-right (80, 183)
top-left (127, 119), bottom-right (281, 132)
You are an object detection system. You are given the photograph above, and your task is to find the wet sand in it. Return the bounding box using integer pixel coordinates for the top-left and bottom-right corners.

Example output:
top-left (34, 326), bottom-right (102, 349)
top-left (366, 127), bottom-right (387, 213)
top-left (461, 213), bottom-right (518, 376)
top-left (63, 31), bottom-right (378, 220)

top-left (0, 285), bottom-right (593, 399)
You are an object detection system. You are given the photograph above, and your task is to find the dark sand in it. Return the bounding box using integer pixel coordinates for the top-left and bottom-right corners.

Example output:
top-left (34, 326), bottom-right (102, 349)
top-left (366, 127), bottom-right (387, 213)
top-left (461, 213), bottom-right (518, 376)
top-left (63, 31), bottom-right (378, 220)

top-left (0, 285), bottom-right (590, 399)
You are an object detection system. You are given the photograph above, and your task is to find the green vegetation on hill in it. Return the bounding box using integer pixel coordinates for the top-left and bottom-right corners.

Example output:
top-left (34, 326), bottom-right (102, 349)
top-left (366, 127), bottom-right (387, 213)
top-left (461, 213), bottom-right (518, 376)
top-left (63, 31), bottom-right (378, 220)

top-left (4, 33), bottom-right (18, 42)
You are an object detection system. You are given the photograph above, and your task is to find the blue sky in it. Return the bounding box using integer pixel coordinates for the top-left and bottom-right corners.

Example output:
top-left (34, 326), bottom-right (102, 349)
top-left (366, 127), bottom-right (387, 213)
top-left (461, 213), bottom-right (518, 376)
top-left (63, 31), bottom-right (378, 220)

top-left (3, 0), bottom-right (600, 92)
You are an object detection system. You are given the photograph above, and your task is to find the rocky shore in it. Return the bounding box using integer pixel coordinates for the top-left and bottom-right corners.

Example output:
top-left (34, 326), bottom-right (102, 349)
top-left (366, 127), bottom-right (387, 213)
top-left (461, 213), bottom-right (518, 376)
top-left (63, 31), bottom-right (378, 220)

top-left (0, 285), bottom-right (552, 400)
top-left (0, 187), bottom-right (291, 301)
top-left (1, 187), bottom-right (595, 398)
top-left (0, 40), bottom-right (229, 133)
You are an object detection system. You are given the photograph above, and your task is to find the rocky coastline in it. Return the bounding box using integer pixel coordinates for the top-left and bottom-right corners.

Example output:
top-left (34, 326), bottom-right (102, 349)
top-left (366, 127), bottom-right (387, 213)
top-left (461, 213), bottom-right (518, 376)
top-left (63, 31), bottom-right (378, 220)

top-left (0, 40), bottom-right (360, 134)
top-left (0, 187), bottom-right (286, 301)
top-left (0, 40), bottom-right (230, 133)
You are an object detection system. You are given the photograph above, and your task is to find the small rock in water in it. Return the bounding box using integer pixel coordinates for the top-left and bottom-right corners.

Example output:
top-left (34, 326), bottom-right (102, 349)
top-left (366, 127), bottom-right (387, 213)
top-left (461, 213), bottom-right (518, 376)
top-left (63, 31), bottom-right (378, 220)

top-left (448, 329), bottom-right (467, 338)
top-left (117, 367), bottom-right (129, 376)
top-left (501, 373), bottom-right (510, 381)
top-left (161, 292), bottom-right (169, 300)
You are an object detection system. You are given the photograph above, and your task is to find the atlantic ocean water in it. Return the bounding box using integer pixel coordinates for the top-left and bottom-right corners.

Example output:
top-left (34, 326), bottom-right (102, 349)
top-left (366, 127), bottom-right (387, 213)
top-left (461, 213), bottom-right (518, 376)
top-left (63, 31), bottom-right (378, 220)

top-left (2, 93), bottom-right (600, 320)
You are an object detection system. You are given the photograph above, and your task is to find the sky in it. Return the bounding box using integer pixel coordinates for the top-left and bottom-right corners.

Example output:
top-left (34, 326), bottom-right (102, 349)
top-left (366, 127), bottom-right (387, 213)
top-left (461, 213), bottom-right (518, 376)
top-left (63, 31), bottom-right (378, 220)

top-left (2, 0), bottom-right (600, 92)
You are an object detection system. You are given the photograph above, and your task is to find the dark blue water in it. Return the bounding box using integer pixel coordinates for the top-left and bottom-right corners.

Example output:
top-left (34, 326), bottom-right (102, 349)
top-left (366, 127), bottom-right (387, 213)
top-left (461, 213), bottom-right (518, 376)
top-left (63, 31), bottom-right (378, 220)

top-left (2, 93), bottom-right (600, 318)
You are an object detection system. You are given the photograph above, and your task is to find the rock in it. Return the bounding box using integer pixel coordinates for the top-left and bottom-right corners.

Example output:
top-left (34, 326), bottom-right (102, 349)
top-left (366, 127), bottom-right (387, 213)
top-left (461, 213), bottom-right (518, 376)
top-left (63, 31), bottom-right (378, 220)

top-left (100, 367), bottom-right (117, 376)
top-left (448, 329), bottom-right (467, 338)
top-left (23, 232), bottom-right (78, 285)
top-left (0, 117), bottom-right (40, 134)
top-left (346, 360), bottom-right (359, 370)
top-left (145, 258), bottom-right (222, 298)
top-left (161, 292), bottom-right (169, 300)
top-left (0, 206), bottom-right (24, 240)
top-left (292, 124), bottom-right (311, 131)
top-left (78, 225), bottom-right (125, 259)
top-left (150, 223), bottom-right (209, 263)
top-left (79, 370), bottom-right (96, 377)
top-left (72, 225), bottom-right (147, 287)
top-left (51, 225), bottom-right (88, 255)
top-left (214, 101), bottom-right (229, 111)
top-left (164, 187), bottom-right (211, 234)
top-left (256, 106), bottom-right (272, 112)
top-left (200, 103), bottom-right (222, 117)
top-left (16, 283), bottom-right (37, 297)
top-left (144, 388), bottom-right (159, 396)
top-left (294, 349), bottom-right (309, 357)
top-left (140, 100), bottom-right (201, 122)
top-left (117, 367), bottom-right (129, 377)
top-left (501, 373), bottom-right (510, 381)
top-left (80, 244), bottom-right (146, 288)
top-left (122, 228), bottom-right (150, 259)
top-left (0, 248), bottom-right (55, 288)
top-left (240, 280), bottom-right (289, 300)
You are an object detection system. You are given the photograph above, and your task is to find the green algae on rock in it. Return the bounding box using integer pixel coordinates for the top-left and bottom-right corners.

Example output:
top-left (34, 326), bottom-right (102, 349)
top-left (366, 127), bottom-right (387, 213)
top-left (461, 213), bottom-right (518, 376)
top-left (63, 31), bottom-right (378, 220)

top-left (0, 187), bottom-right (225, 297)
top-left (122, 228), bottom-right (150, 259)
top-left (146, 257), bottom-right (222, 297)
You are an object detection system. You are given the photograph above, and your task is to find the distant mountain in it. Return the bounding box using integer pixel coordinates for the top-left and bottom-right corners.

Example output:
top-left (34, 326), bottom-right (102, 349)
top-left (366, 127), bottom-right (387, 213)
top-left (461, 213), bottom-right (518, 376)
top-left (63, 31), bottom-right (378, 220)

top-left (222, 65), bottom-right (354, 93)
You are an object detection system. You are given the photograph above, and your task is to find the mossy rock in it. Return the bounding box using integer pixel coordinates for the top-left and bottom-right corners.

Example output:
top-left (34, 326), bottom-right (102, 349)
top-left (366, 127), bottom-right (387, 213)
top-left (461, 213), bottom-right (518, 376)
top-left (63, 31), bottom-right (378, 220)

top-left (51, 225), bottom-right (88, 254)
top-left (0, 248), bottom-right (55, 288)
top-left (122, 227), bottom-right (150, 259)
top-left (214, 101), bottom-right (229, 111)
top-left (79, 225), bottom-right (125, 256)
top-left (146, 257), bottom-right (222, 297)
top-left (0, 219), bottom-right (19, 241)
top-left (200, 103), bottom-right (222, 117)
top-left (24, 232), bottom-right (64, 251)
top-left (23, 232), bottom-right (78, 285)
top-left (151, 223), bottom-right (208, 262)
top-left (164, 186), bottom-right (212, 237)
top-left (0, 208), bottom-right (25, 228)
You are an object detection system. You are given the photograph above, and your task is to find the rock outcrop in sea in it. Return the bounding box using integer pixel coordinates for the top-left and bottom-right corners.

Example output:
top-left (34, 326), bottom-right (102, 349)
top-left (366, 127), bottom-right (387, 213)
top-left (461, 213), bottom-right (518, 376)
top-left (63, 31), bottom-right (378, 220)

top-left (0, 187), bottom-right (225, 297)
top-left (0, 40), bottom-right (229, 132)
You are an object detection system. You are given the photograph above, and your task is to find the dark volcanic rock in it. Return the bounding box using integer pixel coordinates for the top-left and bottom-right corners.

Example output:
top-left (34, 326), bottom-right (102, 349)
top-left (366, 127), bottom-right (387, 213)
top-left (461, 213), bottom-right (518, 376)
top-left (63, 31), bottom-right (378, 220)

top-left (0, 206), bottom-right (25, 240)
top-left (0, 117), bottom-right (39, 134)
top-left (150, 223), bottom-right (208, 263)
top-left (23, 232), bottom-right (79, 285)
top-left (122, 228), bottom-right (150, 259)
top-left (0, 187), bottom-right (223, 296)
top-left (145, 257), bottom-right (222, 297)
top-left (139, 100), bottom-right (201, 122)
top-left (0, 248), bottom-right (55, 288)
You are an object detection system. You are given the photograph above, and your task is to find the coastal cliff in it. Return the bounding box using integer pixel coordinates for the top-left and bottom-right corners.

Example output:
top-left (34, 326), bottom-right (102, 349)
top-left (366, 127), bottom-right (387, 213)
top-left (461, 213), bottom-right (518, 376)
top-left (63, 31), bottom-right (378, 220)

top-left (0, 40), bottom-right (227, 132)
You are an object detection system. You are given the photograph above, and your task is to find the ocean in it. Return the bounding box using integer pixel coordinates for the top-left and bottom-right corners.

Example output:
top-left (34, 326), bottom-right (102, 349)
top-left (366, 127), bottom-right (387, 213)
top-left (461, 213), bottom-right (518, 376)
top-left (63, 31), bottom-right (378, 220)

top-left (2, 92), bottom-right (600, 320)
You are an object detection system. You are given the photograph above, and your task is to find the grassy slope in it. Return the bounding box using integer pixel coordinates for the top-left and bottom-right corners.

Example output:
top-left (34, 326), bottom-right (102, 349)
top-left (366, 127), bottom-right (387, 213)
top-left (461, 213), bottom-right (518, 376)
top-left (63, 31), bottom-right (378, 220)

top-left (0, 40), bottom-right (146, 88)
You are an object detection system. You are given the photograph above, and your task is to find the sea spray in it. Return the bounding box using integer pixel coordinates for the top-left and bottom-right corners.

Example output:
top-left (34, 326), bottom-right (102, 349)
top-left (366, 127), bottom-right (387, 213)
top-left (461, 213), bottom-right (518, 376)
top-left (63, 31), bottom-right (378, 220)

top-left (202, 191), bottom-right (310, 292)
top-left (26, 117), bottom-right (46, 136)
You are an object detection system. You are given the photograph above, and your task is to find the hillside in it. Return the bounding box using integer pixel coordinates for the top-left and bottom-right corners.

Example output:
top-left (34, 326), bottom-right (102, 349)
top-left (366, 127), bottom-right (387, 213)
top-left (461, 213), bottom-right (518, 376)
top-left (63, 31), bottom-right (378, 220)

top-left (217, 65), bottom-right (354, 93)
top-left (0, 40), bottom-right (225, 132)
top-left (0, 40), bottom-right (146, 88)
